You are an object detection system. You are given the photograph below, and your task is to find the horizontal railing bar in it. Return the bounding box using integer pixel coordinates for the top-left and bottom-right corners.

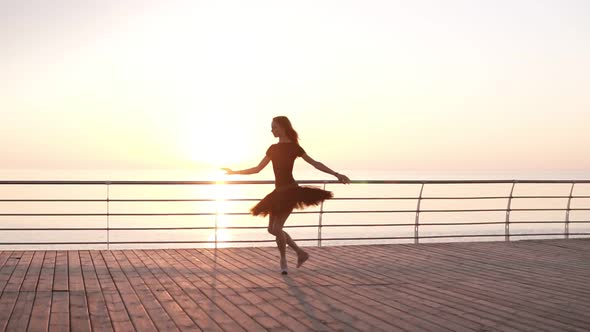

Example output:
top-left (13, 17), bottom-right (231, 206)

top-left (0, 212), bottom-right (329, 216)
top-left (0, 237), bottom-right (499, 245)
top-left (2, 208), bottom-right (590, 217)
top-left (0, 240), bottom-right (276, 245)
top-left (0, 214), bottom-right (109, 216)
top-left (3, 195), bottom-right (590, 203)
top-left (336, 196), bottom-right (590, 200)
top-left (510, 196), bottom-right (590, 199)
top-left (416, 233), bottom-right (590, 239)
top-left (110, 198), bottom-right (255, 202)
top-left (495, 220), bottom-right (590, 224)
top-left (320, 232), bottom-right (590, 241)
top-left (0, 211), bottom-right (505, 217)
top-left (2, 232), bottom-right (590, 246)
top-left (0, 225), bottom-right (391, 231)
top-left (109, 239), bottom-right (309, 244)
top-left (334, 196), bottom-right (518, 200)
top-left (0, 199), bottom-right (248, 202)
top-left (0, 239), bottom-right (286, 245)
top-left (423, 196), bottom-right (590, 199)
top-left (0, 242), bottom-right (110, 245)
top-left (321, 220), bottom-right (590, 226)
top-left (0, 226), bottom-right (293, 231)
top-left (2, 220), bottom-right (588, 232)
top-left (1, 197), bottom-right (421, 202)
top-left (0, 199), bottom-right (106, 202)
top-left (0, 228), bottom-right (109, 231)
top-left (2, 180), bottom-right (590, 185)
top-left (323, 209), bottom-right (482, 214)
top-left (323, 208), bottom-right (590, 214)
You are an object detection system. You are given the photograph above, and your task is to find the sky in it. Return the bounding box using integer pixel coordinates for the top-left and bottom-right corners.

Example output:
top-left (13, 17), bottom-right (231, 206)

top-left (1, 0), bottom-right (589, 179)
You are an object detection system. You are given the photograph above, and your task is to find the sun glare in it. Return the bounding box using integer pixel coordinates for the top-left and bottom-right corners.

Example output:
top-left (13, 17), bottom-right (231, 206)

top-left (205, 180), bottom-right (233, 247)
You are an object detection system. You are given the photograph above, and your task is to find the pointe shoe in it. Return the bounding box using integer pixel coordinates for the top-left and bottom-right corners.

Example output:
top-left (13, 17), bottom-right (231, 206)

top-left (297, 252), bottom-right (309, 268)
top-left (280, 258), bottom-right (288, 275)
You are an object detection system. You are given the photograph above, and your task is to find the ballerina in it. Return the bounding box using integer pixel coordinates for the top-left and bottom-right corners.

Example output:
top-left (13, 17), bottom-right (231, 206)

top-left (223, 116), bottom-right (350, 274)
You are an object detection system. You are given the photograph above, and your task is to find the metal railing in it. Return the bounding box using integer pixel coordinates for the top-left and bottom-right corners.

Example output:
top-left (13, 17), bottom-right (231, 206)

top-left (0, 180), bottom-right (589, 249)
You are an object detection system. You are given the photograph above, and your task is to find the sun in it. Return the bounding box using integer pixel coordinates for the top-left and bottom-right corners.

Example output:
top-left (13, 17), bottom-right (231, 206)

top-left (193, 138), bottom-right (234, 166)
top-left (176, 113), bottom-right (255, 169)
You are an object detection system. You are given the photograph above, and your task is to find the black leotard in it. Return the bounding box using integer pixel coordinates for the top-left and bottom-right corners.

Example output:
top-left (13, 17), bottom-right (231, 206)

top-left (266, 142), bottom-right (305, 187)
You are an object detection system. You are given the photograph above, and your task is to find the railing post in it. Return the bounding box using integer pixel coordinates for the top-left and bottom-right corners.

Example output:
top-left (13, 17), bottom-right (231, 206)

top-left (415, 183), bottom-right (425, 244)
top-left (106, 181), bottom-right (110, 250)
top-left (214, 197), bottom-right (219, 250)
top-left (505, 182), bottom-right (516, 242)
top-left (318, 183), bottom-right (326, 247)
top-left (565, 182), bottom-right (575, 239)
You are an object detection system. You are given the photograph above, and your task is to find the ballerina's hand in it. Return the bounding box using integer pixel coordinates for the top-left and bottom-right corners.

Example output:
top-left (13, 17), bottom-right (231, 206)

top-left (221, 168), bottom-right (234, 175)
top-left (336, 173), bottom-right (351, 184)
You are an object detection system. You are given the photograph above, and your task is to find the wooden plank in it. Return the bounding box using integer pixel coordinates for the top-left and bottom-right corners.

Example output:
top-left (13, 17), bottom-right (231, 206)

top-left (37, 251), bottom-right (56, 291)
top-left (89, 251), bottom-right (135, 332)
top-left (68, 251), bottom-right (84, 292)
top-left (0, 251), bottom-right (12, 270)
top-left (79, 251), bottom-right (101, 292)
top-left (48, 291), bottom-right (69, 332)
top-left (52, 251), bottom-right (68, 292)
top-left (27, 291), bottom-right (52, 332)
top-left (21, 251), bottom-right (45, 291)
top-left (69, 290), bottom-right (91, 332)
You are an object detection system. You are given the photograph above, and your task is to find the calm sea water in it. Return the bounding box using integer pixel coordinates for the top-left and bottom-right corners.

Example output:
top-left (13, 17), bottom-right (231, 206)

top-left (1, 168), bottom-right (589, 250)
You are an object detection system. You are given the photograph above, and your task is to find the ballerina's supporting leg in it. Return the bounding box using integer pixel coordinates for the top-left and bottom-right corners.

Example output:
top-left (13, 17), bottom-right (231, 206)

top-left (268, 211), bottom-right (309, 271)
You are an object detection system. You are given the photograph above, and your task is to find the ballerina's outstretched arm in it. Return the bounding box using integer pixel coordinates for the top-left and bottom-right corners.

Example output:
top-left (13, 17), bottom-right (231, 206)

top-left (222, 156), bottom-right (271, 175)
top-left (301, 153), bottom-right (350, 184)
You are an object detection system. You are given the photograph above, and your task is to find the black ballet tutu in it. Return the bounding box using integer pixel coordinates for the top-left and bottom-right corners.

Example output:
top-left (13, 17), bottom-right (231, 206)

top-left (251, 184), bottom-right (333, 217)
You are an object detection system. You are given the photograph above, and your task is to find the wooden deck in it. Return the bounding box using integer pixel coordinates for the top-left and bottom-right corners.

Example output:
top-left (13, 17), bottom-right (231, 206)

top-left (0, 238), bottom-right (589, 332)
